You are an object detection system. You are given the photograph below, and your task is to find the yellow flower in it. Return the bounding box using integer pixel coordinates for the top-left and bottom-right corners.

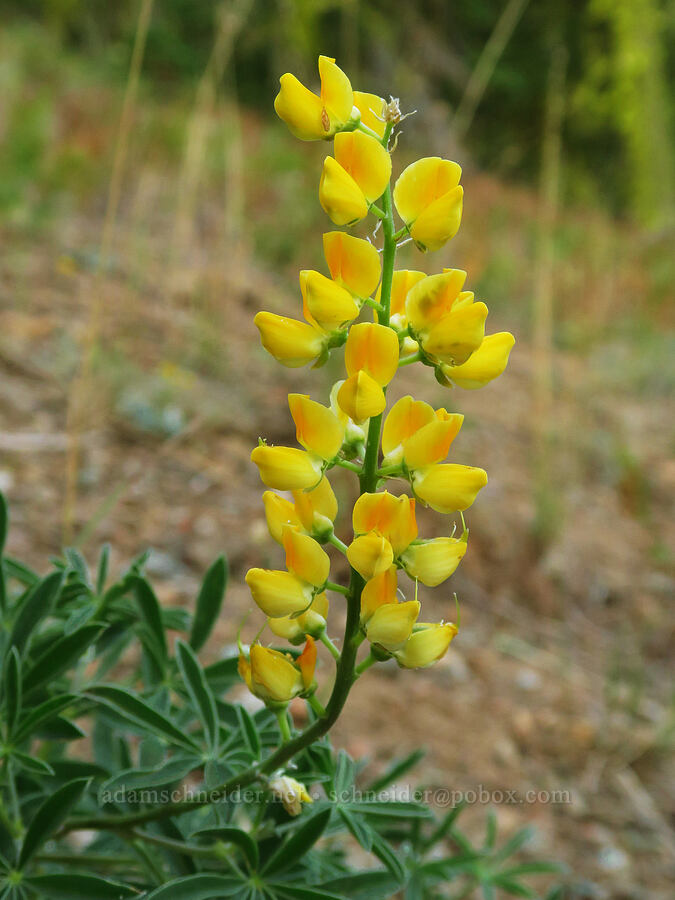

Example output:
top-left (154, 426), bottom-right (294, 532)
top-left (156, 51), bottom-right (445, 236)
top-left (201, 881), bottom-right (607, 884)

top-left (299, 270), bottom-right (360, 331)
top-left (413, 464), bottom-right (488, 513)
top-left (352, 491), bottom-right (417, 555)
top-left (347, 532), bottom-right (394, 579)
top-left (400, 415), bottom-right (464, 470)
top-left (405, 270), bottom-right (468, 333)
top-left (423, 303), bottom-right (488, 366)
top-left (345, 322), bottom-right (399, 386)
top-left (262, 491), bottom-right (303, 544)
top-left (366, 599), bottom-right (420, 651)
top-left (378, 269), bottom-right (427, 324)
top-left (245, 568), bottom-right (313, 618)
top-left (288, 393), bottom-right (345, 461)
top-left (293, 476), bottom-right (338, 536)
top-left (269, 775), bottom-right (314, 816)
top-left (381, 396), bottom-right (462, 469)
top-left (360, 567), bottom-right (398, 622)
top-left (254, 311), bottom-right (325, 368)
top-left (251, 445), bottom-right (323, 491)
top-left (401, 537), bottom-right (467, 587)
top-left (250, 644), bottom-right (304, 702)
top-left (336, 371), bottom-right (386, 424)
top-left (442, 332), bottom-right (516, 389)
top-left (394, 623), bottom-right (458, 668)
top-left (382, 395), bottom-right (435, 466)
top-left (297, 635), bottom-right (317, 690)
top-left (268, 593), bottom-right (329, 644)
top-left (393, 157), bottom-right (463, 251)
top-left (353, 91), bottom-right (386, 138)
top-left (319, 132), bottom-right (392, 226)
top-left (274, 55), bottom-right (354, 141)
top-left (282, 525), bottom-right (330, 588)
top-left (323, 231), bottom-right (381, 299)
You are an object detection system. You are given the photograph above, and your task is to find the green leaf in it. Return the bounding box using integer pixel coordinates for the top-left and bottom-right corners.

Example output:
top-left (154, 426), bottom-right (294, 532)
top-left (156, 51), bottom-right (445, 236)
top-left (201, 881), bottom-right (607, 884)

top-left (12, 694), bottom-right (79, 742)
top-left (192, 826), bottom-right (259, 870)
top-left (343, 800), bottom-right (430, 819)
top-left (236, 705), bottom-right (260, 758)
top-left (9, 570), bottom-right (64, 654)
top-left (190, 555), bottom-right (228, 652)
top-left (271, 886), bottom-right (344, 900)
top-left (333, 749), bottom-right (356, 800)
top-left (143, 874), bottom-right (243, 899)
top-left (367, 749), bottom-right (425, 793)
top-left (204, 655), bottom-right (239, 690)
top-left (319, 871), bottom-right (399, 900)
top-left (18, 777), bottom-right (90, 868)
top-left (262, 807), bottom-right (331, 876)
top-left (100, 755), bottom-right (199, 797)
top-left (4, 647), bottom-right (21, 734)
top-left (0, 492), bottom-right (7, 613)
top-left (10, 750), bottom-right (54, 778)
top-left (84, 685), bottom-right (201, 753)
top-left (485, 809), bottom-right (498, 850)
top-left (500, 861), bottom-right (564, 877)
top-left (422, 800), bottom-right (467, 850)
top-left (130, 575), bottom-right (167, 674)
top-left (35, 715), bottom-right (86, 741)
top-left (493, 826), bottom-right (535, 863)
top-left (2, 557), bottom-right (39, 588)
top-left (96, 544), bottom-right (111, 595)
top-left (338, 808), bottom-right (373, 852)
top-left (64, 548), bottom-right (91, 586)
top-left (175, 639), bottom-right (218, 753)
top-left (370, 831), bottom-right (406, 883)
top-left (25, 873), bottom-right (137, 899)
top-left (22, 624), bottom-right (103, 695)
top-left (491, 876), bottom-right (536, 898)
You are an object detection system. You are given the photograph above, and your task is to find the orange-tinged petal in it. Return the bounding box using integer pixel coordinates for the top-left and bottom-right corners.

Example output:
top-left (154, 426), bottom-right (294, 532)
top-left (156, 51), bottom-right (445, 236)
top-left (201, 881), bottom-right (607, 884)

top-left (263, 491), bottom-right (302, 544)
top-left (382, 396), bottom-right (436, 460)
top-left (250, 644), bottom-right (304, 702)
top-left (254, 311), bottom-right (324, 367)
top-left (288, 393), bottom-right (345, 460)
top-left (352, 491), bottom-right (417, 554)
top-left (297, 636), bottom-right (317, 689)
top-left (238, 654), bottom-right (253, 691)
top-left (379, 269), bottom-right (427, 318)
top-left (442, 332), bottom-right (515, 389)
top-left (292, 475), bottom-right (338, 532)
top-left (347, 532), bottom-right (394, 579)
top-left (413, 463), bottom-right (488, 513)
top-left (319, 156), bottom-right (368, 226)
top-left (344, 322), bottom-right (399, 385)
top-left (405, 270), bottom-right (467, 334)
top-left (410, 185), bottom-right (463, 252)
top-left (353, 90), bottom-right (386, 137)
top-left (333, 131), bottom-right (392, 204)
top-left (393, 157), bottom-right (462, 224)
top-left (282, 525), bottom-right (330, 587)
top-left (251, 445), bottom-right (323, 491)
top-left (319, 55), bottom-right (353, 126)
top-left (423, 302), bottom-right (488, 365)
top-left (360, 566), bottom-right (398, 622)
top-left (402, 415), bottom-right (464, 469)
top-left (366, 600), bottom-right (420, 650)
top-left (401, 537), bottom-right (467, 587)
top-left (394, 622), bottom-right (458, 669)
top-left (245, 568), bottom-right (313, 618)
top-left (323, 232), bottom-right (381, 298)
top-left (274, 73), bottom-right (325, 140)
top-left (337, 371), bottom-right (386, 423)
top-left (268, 593), bottom-right (329, 644)
top-left (300, 269), bottom-right (360, 331)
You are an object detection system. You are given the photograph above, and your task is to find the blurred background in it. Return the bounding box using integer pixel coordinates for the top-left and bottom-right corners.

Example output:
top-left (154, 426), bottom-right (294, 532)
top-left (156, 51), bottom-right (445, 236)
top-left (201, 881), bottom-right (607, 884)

top-left (0, 1), bottom-right (673, 895)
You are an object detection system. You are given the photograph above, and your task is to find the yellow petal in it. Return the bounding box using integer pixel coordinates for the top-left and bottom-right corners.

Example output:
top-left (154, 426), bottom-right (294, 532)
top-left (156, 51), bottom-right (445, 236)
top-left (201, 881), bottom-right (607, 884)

top-left (413, 464), bottom-right (488, 513)
top-left (344, 322), bottom-right (399, 385)
top-left (254, 311), bottom-right (325, 367)
top-left (347, 532), bottom-right (394, 579)
top-left (401, 537), bottom-right (467, 587)
top-left (422, 302), bottom-right (488, 365)
top-left (337, 371), bottom-right (386, 423)
top-left (292, 476), bottom-right (338, 533)
top-left (382, 396), bottom-right (436, 461)
top-left (319, 55), bottom-right (353, 128)
top-left (366, 600), bottom-right (420, 651)
top-left (274, 73), bottom-right (325, 141)
top-left (268, 593), bottom-right (329, 644)
top-left (394, 623), bottom-right (458, 669)
top-left (262, 491), bottom-right (302, 544)
top-left (380, 270), bottom-right (427, 318)
top-left (288, 393), bottom-right (345, 461)
top-left (270, 775), bottom-right (313, 816)
top-left (402, 415), bottom-right (464, 469)
top-left (410, 185), bottom-right (463, 252)
top-left (297, 635), bottom-right (317, 689)
top-left (323, 232), bottom-right (381, 298)
top-left (352, 491), bottom-right (417, 554)
top-left (282, 526), bottom-right (330, 587)
top-left (250, 644), bottom-right (304, 702)
top-left (300, 270), bottom-right (360, 331)
top-left (333, 131), bottom-right (392, 204)
top-left (245, 568), bottom-right (313, 617)
top-left (251, 446), bottom-right (323, 491)
top-left (238, 654), bottom-right (253, 691)
top-left (360, 567), bottom-right (398, 622)
top-left (319, 156), bottom-right (369, 226)
top-left (405, 270), bottom-right (467, 334)
top-left (393, 157), bottom-right (462, 224)
top-left (442, 332), bottom-right (516, 389)
top-left (353, 91), bottom-right (386, 137)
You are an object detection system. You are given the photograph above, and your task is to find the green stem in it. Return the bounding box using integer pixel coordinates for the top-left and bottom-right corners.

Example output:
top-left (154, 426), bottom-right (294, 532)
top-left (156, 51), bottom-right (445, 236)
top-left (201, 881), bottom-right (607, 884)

top-left (334, 458), bottom-right (362, 474)
top-left (399, 350), bottom-right (422, 366)
top-left (276, 708), bottom-right (292, 744)
top-left (355, 652), bottom-right (378, 677)
top-left (131, 829), bottom-right (226, 859)
top-left (376, 465), bottom-right (402, 478)
top-left (326, 533), bottom-right (349, 554)
top-left (325, 580), bottom-right (349, 596)
top-left (306, 693), bottom-right (327, 717)
top-left (318, 631), bottom-right (341, 661)
top-left (362, 296), bottom-right (384, 313)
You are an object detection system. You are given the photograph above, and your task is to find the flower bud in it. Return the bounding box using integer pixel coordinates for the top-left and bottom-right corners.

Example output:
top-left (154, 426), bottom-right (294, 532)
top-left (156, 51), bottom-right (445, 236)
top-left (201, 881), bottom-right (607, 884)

top-left (412, 464), bottom-right (488, 514)
top-left (292, 476), bottom-right (338, 536)
top-left (319, 132), bottom-right (392, 226)
top-left (288, 393), bottom-right (345, 461)
top-left (337, 371), bottom-right (386, 423)
top-left (442, 332), bottom-right (515, 389)
top-left (360, 567), bottom-right (398, 623)
top-left (393, 158), bottom-right (463, 251)
top-left (282, 526), bottom-right (330, 588)
top-left (300, 270), bottom-right (360, 331)
top-left (269, 775), bottom-right (313, 816)
top-left (401, 537), bottom-right (467, 587)
top-left (262, 491), bottom-right (302, 544)
top-left (249, 644), bottom-right (304, 702)
top-left (245, 568), bottom-right (313, 618)
top-left (251, 445), bottom-right (323, 491)
top-left (394, 623), bottom-right (458, 668)
top-left (268, 593), bottom-right (329, 644)
top-left (365, 600), bottom-right (420, 651)
top-left (254, 311), bottom-right (325, 368)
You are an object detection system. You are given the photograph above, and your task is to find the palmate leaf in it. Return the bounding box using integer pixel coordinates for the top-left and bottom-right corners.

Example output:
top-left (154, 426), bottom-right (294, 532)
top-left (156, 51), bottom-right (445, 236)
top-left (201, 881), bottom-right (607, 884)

top-left (262, 807), bottom-right (332, 876)
top-left (25, 873), bottom-right (138, 899)
top-left (318, 870), bottom-right (399, 900)
top-left (18, 777), bottom-right (90, 868)
top-left (143, 874), bottom-right (244, 898)
top-left (9, 570), bottom-right (64, 655)
top-left (191, 826), bottom-right (259, 870)
top-left (100, 755), bottom-right (200, 798)
top-left (366, 748), bottom-right (425, 793)
top-left (21, 624), bottom-right (103, 695)
top-left (175, 639), bottom-right (219, 753)
top-left (10, 751), bottom-right (55, 778)
top-left (189, 555), bottom-right (228, 652)
top-left (12, 694), bottom-right (80, 743)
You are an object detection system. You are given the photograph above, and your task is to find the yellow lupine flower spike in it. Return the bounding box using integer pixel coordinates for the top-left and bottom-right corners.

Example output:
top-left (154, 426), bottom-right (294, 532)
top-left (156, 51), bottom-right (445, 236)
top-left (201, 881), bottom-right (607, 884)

top-left (442, 332), bottom-right (516, 389)
top-left (336, 371), bottom-right (387, 424)
top-left (412, 463), bottom-right (488, 513)
top-left (299, 270), bottom-right (360, 332)
top-left (353, 91), bottom-right (386, 138)
top-left (288, 393), bottom-right (345, 461)
top-left (251, 445), bottom-right (323, 491)
top-left (319, 132), bottom-right (392, 226)
top-left (254, 311), bottom-right (325, 368)
top-left (347, 531), bottom-right (394, 579)
top-left (401, 537), bottom-right (467, 587)
top-left (292, 475), bottom-right (338, 535)
top-left (245, 568), bottom-right (313, 618)
top-left (360, 567), bottom-right (398, 622)
top-left (344, 322), bottom-right (399, 386)
top-left (393, 157), bottom-right (464, 251)
top-left (274, 55), bottom-right (354, 141)
top-left (282, 525), bottom-right (330, 588)
top-left (268, 593), bottom-right (329, 644)
top-left (323, 232), bottom-right (381, 299)
top-left (365, 600), bottom-right (420, 651)
top-left (249, 644), bottom-right (304, 703)
top-left (352, 491), bottom-right (417, 555)
top-left (394, 623), bottom-right (459, 669)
